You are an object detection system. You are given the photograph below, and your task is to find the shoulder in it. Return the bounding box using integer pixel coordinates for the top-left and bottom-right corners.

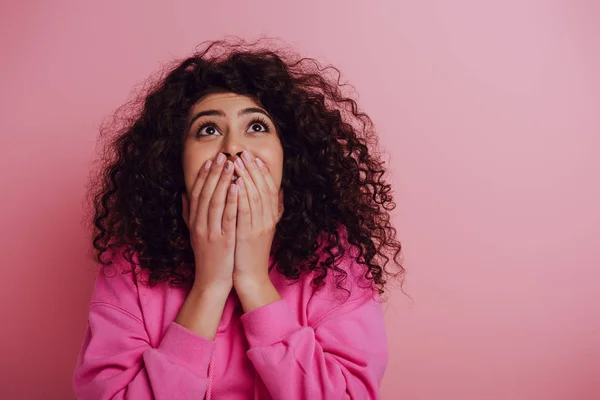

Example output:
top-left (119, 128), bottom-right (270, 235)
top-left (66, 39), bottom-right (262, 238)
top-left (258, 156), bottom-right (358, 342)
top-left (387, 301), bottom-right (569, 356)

top-left (306, 251), bottom-right (380, 318)
top-left (312, 225), bottom-right (379, 298)
top-left (281, 228), bottom-right (381, 325)
top-left (89, 246), bottom-right (147, 314)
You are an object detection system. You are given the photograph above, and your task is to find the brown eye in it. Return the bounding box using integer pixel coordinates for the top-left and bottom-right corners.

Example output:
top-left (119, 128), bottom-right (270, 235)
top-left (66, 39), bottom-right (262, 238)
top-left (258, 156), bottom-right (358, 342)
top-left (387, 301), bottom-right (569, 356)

top-left (247, 122), bottom-right (268, 133)
top-left (197, 124), bottom-right (220, 137)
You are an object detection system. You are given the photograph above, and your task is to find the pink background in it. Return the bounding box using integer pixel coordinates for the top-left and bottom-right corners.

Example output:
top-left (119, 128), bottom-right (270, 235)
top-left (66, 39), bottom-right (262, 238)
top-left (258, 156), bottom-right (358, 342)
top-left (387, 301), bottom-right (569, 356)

top-left (1, 0), bottom-right (599, 399)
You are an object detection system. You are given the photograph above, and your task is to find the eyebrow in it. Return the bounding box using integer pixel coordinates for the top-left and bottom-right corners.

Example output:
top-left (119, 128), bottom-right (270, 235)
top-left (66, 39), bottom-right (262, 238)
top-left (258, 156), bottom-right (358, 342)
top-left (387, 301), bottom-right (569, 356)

top-left (187, 107), bottom-right (271, 130)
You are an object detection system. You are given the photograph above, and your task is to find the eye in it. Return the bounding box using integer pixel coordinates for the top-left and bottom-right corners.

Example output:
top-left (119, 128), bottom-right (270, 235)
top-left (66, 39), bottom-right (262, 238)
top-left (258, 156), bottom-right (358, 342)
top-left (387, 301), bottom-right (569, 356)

top-left (197, 123), bottom-right (220, 137)
top-left (247, 119), bottom-right (270, 133)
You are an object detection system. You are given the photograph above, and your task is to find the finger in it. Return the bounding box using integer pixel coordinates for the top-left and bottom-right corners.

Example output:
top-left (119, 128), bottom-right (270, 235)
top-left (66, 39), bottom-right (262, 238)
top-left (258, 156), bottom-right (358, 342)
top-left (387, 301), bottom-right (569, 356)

top-left (236, 175), bottom-right (251, 229)
top-left (234, 152), bottom-right (264, 227)
top-left (208, 160), bottom-right (235, 234)
top-left (198, 153), bottom-right (227, 231)
top-left (188, 159), bottom-right (212, 228)
top-left (255, 157), bottom-right (280, 221)
top-left (222, 182), bottom-right (238, 235)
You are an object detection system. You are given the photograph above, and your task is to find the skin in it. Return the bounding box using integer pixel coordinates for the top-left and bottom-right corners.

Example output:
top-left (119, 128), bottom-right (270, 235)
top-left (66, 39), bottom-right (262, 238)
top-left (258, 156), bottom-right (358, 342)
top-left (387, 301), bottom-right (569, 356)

top-left (182, 92), bottom-right (284, 200)
top-left (176, 92), bottom-right (285, 340)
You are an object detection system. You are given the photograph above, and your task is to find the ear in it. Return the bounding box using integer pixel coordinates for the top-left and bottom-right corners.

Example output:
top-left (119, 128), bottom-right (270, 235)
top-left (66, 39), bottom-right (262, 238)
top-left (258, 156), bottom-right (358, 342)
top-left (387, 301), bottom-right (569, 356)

top-left (182, 193), bottom-right (190, 228)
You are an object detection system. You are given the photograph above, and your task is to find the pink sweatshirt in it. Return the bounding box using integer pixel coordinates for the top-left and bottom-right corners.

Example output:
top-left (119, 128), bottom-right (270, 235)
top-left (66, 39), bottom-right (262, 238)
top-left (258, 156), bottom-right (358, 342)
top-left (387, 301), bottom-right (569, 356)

top-left (72, 249), bottom-right (388, 399)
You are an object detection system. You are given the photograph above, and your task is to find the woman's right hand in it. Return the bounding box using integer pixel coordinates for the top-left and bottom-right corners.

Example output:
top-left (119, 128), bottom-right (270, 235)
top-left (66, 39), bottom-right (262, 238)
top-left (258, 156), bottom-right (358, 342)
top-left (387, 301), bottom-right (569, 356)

top-left (183, 152), bottom-right (238, 292)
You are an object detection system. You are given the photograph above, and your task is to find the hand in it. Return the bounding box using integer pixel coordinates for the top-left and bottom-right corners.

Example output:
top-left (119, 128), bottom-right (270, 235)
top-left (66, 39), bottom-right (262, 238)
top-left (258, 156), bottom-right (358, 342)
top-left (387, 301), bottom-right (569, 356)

top-left (232, 150), bottom-right (284, 290)
top-left (182, 153), bottom-right (238, 292)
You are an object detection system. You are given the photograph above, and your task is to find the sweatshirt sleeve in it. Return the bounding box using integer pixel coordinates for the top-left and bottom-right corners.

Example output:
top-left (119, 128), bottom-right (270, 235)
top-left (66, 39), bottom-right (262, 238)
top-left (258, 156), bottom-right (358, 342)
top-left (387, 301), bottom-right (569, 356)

top-left (73, 265), bottom-right (215, 399)
top-left (239, 289), bottom-right (388, 400)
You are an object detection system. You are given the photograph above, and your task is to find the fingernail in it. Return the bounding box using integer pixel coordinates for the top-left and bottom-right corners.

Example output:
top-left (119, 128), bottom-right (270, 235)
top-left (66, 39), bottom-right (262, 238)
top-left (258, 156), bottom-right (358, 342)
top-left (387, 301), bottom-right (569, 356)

top-left (203, 160), bottom-right (212, 170)
top-left (235, 157), bottom-right (245, 170)
top-left (241, 150), bottom-right (252, 162)
top-left (216, 153), bottom-right (226, 165)
top-left (225, 160), bottom-right (232, 170)
top-left (255, 158), bottom-right (264, 168)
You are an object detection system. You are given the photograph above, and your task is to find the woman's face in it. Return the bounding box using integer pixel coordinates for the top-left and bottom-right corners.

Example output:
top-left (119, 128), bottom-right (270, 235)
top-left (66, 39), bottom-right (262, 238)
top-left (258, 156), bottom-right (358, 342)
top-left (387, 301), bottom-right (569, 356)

top-left (182, 92), bottom-right (284, 212)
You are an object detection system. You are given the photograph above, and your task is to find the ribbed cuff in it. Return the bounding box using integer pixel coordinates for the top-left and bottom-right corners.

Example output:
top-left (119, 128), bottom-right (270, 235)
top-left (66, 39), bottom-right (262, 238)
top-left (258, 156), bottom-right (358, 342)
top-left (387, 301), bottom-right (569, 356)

top-left (157, 321), bottom-right (215, 376)
top-left (240, 299), bottom-right (303, 348)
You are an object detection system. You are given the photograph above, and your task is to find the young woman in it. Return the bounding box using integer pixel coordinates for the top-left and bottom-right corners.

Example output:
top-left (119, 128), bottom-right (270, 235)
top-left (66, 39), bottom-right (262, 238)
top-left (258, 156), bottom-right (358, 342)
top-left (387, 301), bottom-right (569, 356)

top-left (73, 38), bottom-right (403, 400)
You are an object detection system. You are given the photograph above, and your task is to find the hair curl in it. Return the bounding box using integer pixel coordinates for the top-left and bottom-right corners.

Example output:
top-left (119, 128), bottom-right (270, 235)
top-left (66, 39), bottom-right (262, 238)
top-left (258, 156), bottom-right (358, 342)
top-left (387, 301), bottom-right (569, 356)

top-left (86, 37), bottom-right (403, 296)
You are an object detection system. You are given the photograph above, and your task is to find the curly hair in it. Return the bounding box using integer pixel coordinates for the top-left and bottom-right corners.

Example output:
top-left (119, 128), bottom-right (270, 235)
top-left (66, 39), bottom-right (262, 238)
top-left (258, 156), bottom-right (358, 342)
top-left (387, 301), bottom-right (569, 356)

top-left (86, 37), bottom-right (403, 296)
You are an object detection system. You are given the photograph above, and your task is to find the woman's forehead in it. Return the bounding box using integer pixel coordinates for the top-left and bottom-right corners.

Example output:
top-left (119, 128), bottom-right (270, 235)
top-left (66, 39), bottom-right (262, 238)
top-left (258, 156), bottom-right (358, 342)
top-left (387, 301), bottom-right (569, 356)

top-left (190, 92), bottom-right (261, 113)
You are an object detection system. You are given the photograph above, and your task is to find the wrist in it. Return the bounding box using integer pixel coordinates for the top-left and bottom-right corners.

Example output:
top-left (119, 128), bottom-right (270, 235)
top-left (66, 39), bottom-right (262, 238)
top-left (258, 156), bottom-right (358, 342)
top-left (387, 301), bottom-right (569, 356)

top-left (176, 280), bottom-right (232, 340)
top-left (232, 273), bottom-right (271, 293)
top-left (233, 274), bottom-right (281, 313)
top-left (191, 281), bottom-right (232, 299)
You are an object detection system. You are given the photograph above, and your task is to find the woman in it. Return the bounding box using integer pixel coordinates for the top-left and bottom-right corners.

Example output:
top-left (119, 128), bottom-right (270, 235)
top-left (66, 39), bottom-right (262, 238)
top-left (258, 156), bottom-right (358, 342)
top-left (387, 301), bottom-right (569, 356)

top-left (73, 38), bottom-right (403, 399)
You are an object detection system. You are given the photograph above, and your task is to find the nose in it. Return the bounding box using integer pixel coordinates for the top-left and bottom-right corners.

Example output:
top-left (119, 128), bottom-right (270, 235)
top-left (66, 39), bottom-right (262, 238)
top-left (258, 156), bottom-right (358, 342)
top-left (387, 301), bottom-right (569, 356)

top-left (223, 151), bottom-right (244, 160)
top-left (221, 133), bottom-right (246, 161)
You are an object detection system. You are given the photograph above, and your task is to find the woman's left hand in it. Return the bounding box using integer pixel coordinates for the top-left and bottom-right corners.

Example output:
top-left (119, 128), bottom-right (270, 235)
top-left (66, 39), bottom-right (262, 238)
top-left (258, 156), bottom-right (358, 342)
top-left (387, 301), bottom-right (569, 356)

top-left (232, 150), bottom-right (283, 293)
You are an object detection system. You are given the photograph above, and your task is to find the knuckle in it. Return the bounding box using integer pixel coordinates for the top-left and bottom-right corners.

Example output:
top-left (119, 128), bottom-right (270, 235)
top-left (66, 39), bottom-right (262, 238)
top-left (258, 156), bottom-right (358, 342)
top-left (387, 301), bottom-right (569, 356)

top-left (209, 199), bottom-right (224, 209)
top-left (199, 190), bottom-right (211, 201)
top-left (192, 226), bottom-right (204, 238)
top-left (223, 213), bottom-right (236, 224)
top-left (206, 231), bottom-right (220, 242)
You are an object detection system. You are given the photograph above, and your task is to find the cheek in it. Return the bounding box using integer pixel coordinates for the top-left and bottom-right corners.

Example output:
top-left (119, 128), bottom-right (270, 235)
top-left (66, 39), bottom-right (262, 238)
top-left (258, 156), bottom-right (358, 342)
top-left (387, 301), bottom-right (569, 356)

top-left (262, 155), bottom-right (283, 185)
top-left (182, 147), bottom-right (210, 192)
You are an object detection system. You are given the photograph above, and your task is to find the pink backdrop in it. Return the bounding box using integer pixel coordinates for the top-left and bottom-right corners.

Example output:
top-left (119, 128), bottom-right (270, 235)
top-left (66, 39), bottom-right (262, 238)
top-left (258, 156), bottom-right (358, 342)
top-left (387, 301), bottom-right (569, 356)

top-left (1, 1), bottom-right (598, 399)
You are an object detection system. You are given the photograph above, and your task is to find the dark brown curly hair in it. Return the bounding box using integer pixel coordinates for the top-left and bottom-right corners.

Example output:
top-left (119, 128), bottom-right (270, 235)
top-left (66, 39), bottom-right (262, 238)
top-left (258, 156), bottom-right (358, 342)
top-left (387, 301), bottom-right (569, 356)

top-left (86, 38), bottom-right (403, 296)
